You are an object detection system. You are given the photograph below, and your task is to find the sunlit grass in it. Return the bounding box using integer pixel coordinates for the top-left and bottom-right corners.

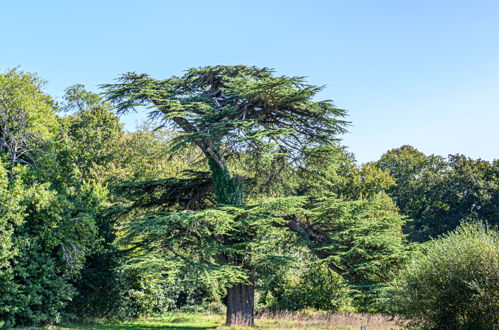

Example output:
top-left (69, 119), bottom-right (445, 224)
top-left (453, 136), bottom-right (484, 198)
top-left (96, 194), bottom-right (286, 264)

top-left (33, 311), bottom-right (405, 329)
top-left (37, 313), bottom-right (221, 330)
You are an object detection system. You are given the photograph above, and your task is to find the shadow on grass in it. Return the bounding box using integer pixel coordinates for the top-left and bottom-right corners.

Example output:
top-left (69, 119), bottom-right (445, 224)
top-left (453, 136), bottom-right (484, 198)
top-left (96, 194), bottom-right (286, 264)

top-left (57, 326), bottom-right (218, 330)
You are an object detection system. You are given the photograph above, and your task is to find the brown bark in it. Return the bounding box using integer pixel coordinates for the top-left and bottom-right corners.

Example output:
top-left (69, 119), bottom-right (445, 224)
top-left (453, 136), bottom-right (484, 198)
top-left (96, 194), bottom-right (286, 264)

top-left (226, 283), bottom-right (255, 327)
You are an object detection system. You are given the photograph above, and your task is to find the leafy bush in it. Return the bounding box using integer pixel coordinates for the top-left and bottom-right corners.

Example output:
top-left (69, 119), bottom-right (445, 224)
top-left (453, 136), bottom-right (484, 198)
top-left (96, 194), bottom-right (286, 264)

top-left (390, 222), bottom-right (498, 329)
top-left (0, 239), bottom-right (76, 327)
top-left (261, 262), bottom-right (352, 312)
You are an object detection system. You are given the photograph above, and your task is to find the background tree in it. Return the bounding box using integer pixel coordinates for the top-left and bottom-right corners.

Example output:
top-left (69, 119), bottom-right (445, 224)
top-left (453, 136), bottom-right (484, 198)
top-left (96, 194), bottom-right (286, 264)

top-left (298, 148), bottom-right (395, 200)
top-left (0, 80), bottom-right (110, 326)
top-left (0, 69), bottom-right (58, 165)
top-left (375, 145), bottom-right (498, 241)
top-left (0, 71), bottom-right (96, 327)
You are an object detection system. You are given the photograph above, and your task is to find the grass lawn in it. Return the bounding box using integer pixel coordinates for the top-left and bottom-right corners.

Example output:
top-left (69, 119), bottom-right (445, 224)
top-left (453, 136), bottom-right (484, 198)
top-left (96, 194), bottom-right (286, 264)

top-left (33, 311), bottom-right (404, 330)
top-left (45, 313), bottom-right (222, 330)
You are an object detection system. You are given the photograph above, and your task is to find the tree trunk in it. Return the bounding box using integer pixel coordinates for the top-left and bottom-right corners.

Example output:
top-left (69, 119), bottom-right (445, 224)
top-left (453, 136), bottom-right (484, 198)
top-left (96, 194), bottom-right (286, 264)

top-left (226, 283), bottom-right (255, 327)
top-left (207, 148), bottom-right (255, 326)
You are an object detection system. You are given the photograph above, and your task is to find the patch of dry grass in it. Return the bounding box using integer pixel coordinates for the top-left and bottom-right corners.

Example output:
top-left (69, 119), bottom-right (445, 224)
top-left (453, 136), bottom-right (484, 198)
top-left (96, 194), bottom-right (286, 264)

top-left (249, 310), bottom-right (405, 329)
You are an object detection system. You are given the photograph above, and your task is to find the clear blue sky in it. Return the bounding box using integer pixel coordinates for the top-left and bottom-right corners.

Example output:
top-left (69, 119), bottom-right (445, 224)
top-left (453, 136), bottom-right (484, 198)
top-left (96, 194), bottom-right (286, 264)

top-left (1, 0), bottom-right (498, 163)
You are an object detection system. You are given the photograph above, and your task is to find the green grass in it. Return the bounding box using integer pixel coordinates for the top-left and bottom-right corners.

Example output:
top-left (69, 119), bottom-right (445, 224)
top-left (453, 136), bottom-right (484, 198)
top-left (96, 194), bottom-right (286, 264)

top-left (33, 312), bottom-right (404, 330)
top-left (39, 313), bottom-right (221, 330)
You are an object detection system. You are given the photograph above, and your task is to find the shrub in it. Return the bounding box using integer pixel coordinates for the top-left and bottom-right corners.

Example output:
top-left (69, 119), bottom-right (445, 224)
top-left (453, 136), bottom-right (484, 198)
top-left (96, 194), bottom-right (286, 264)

top-left (390, 222), bottom-right (498, 329)
top-left (261, 262), bottom-right (352, 312)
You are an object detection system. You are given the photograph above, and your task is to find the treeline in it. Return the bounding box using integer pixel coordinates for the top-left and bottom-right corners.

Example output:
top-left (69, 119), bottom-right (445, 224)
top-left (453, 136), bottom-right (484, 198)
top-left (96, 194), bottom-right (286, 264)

top-left (0, 67), bottom-right (497, 329)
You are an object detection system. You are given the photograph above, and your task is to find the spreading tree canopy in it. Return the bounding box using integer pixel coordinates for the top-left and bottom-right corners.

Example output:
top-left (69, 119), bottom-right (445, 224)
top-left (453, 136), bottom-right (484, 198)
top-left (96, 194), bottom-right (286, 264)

top-left (103, 66), bottom-right (407, 325)
top-left (104, 66), bottom-right (347, 205)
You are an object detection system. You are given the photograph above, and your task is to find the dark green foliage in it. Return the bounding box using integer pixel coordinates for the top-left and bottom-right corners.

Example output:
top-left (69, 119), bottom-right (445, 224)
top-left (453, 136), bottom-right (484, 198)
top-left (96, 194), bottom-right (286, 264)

top-left (0, 73), bottom-right (104, 326)
top-left (119, 197), bottom-right (307, 288)
top-left (294, 195), bottom-right (409, 311)
top-left (0, 81), bottom-right (115, 326)
top-left (65, 248), bottom-right (120, 318)
top-left (0, 239), bottom-right (76, 327)
top-left (375, 145), bottom-right (499, 241)
top-left (0, 162), bottom-right (96, 327)
top-left (118, 194), bottom-right (408, 313)
top-left (112, 170), bottom-right (215, 212)
top-left (260, 261), bottom-right (352, 311)
top-left (390, 222), bottom-right (499, 329)
top-left (103, 66), bottom-right (347, 165)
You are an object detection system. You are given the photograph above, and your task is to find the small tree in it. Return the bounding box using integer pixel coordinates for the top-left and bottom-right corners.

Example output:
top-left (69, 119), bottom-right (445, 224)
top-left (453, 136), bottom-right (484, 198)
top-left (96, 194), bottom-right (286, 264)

top-left (391, 222), bottom-right (499, 329)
